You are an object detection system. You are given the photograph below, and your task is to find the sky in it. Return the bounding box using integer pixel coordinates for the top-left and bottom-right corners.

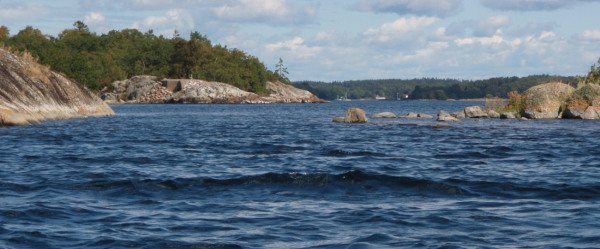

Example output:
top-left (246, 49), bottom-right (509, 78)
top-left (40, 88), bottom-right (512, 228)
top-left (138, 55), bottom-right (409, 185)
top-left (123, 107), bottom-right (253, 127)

top-left (1, 0), bottom-right (600, 82)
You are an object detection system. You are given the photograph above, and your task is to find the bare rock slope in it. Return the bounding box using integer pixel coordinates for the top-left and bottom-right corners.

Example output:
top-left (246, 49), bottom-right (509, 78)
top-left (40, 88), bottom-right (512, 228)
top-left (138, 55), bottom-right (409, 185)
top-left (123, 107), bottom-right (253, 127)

top-left (0, 49), bottom-right (115, 126)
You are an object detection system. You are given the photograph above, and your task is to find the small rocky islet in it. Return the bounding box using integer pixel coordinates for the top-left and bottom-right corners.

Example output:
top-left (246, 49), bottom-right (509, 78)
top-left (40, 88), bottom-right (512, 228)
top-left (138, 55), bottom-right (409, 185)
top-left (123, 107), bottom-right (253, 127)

top-left (99, 75), bottom-right (324, 104)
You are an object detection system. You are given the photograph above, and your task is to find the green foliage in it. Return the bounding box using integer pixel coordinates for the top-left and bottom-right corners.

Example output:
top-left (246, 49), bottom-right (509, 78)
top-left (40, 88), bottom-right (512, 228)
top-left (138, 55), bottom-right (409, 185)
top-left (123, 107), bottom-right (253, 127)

top-left (502, 91), bottom-right (524, 116)
top-left (275, 57), bottom-right (290, 84)
top-left (578, 58), bottom-right (600, 85)
top-left (3, 22), bottom-right (276, 93)
top-left (570, 84), bottom-right (600, 101)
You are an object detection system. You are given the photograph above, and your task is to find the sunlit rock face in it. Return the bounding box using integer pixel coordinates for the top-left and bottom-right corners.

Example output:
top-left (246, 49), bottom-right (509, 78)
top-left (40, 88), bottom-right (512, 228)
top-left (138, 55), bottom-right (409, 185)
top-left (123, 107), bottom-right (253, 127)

top-left (0, 49), bottom-right (114, 126)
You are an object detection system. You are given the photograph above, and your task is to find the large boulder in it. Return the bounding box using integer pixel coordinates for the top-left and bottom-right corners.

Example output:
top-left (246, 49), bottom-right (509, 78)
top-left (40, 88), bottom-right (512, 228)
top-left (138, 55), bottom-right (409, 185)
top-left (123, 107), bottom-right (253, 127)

top-left (463, 106), bottom-right (488, 118)
top-left (0, 49), bottom-right (114, 126)
top-left (437, 110), bottom-right (460, 122)
top-left (521, 82), bottom-right (575, 119)
top-left (451, 111), bottom-right (466, 119)
top-left (372, 112), bottom-right (397, 118)
top-left (486, 109), bottom-right (501, 118)
top-left (563, 84), bottom-right (600, 119)
top-left (344, 108), bottom-right (369, 123)
top-left (102, 75), bottom-right (172, 103)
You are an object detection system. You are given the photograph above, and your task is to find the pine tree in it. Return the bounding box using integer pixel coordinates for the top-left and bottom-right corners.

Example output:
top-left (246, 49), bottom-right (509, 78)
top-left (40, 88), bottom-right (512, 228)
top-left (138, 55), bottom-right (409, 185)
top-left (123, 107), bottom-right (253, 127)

top-left (275, 57), bottom-right (290, 84)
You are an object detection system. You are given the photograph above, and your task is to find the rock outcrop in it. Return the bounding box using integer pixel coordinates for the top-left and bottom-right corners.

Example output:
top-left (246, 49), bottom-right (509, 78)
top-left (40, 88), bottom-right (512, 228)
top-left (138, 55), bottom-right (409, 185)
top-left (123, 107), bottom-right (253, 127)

top-left (451, 111), bottom-right (466, 119)
top-left (500, 112), bottom-right (517, 119)
top-left (521, 82), bottom-right (574, 119)
top-left (437, 110), bottom-right (460, 122)
top-left (100, 76), bottom-right (324, 104)
top-left (372, 112), bottom-right (397, 118)
top-left (486, 109), bottom-right (501, 118)
top-left (173, 80), bottom-right (260, 104)
top-left (0, 49), bottom-right (114, 126)
top-left (262, 81), bottom-right (323, 103)
top-left (344, 108), bottom-right (369, 123)
top-left (563, 84), bottom-right (600, 119)
top-left (463, 106), bottom-right (488, 118)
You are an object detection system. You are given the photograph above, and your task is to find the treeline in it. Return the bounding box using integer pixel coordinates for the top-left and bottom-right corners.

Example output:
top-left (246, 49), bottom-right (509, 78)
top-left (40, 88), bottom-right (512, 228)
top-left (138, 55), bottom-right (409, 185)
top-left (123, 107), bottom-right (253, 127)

top-left (294, 75), bottom-right (577, 100)
top-left (0, 22), bottom-right (285, 94)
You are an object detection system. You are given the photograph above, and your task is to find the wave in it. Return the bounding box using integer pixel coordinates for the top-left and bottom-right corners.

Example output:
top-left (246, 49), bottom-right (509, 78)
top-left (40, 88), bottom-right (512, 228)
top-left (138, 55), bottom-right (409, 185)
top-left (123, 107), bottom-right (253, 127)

top-left (6, 170), bottom-right (598, 201)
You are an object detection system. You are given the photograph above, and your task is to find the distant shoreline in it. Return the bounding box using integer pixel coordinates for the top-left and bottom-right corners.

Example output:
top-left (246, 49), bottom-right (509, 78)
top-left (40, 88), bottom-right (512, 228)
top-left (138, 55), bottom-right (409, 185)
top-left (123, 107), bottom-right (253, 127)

top-left (334, 98), bottom-right (502, 102)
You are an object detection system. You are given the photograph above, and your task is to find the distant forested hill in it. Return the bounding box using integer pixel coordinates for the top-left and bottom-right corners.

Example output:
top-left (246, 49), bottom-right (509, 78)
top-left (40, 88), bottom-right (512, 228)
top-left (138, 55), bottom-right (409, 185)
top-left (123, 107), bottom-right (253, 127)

top-left (294, 75), bottom-right (577, 100)
top-left (0, 22), bottom-right (286, 94)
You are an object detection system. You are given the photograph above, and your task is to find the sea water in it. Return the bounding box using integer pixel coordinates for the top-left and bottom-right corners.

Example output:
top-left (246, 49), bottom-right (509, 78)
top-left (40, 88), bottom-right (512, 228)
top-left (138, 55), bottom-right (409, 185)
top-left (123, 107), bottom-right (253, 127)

top-left (1, 101), bottom-right (599, 248)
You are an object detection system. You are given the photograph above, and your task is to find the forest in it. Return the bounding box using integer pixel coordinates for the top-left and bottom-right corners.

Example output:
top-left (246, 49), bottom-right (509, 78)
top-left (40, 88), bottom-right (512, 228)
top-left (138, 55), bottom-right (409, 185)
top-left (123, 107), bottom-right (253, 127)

top-left (294, 75), bottom-right (577, 100)
top-left (0, 22), bottom-right (287, 95)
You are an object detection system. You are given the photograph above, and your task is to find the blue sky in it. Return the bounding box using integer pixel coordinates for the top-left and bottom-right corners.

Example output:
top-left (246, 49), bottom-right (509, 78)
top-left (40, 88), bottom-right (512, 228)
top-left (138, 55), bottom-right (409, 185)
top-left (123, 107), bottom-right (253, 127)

top-left (1, 0), bottom-right (600, 81)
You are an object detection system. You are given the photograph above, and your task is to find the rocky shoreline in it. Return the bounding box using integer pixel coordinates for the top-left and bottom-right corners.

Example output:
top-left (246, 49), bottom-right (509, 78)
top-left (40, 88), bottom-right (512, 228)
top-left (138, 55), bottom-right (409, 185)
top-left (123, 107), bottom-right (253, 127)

top-left (100, 76), bottom-right (324, 104)
top-left (0, 49), bottom-right (114, 126)
top-left (335, 81), bottom-right (600, 123)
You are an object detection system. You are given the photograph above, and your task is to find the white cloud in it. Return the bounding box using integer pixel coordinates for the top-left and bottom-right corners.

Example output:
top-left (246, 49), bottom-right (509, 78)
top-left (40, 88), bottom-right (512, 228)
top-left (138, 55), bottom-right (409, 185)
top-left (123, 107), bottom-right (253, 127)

top-left (214, 0), bottom-right (317, 25)
top-left (522, 31), bottom-right (565, 56)
top-left (353, 0), bottom-right (463, 17)
top-left (265, 37), bottom-right (323, 59)
top-left (454, 31), bottom-right (508, 47)
top-left (473, 15), bottom-right (510, 37)
top-left (79, 0), bottom-right (121, 11)
top-left (131, 9), bottom-right (194, 37)
top-left (85, 12), bottom-right (105, 25)
top-left (364, 16), bottom-right (439, 43)
top-left (0, 3), bottom-right (49, 22)
top-left (582, 30), bottom-right (600, 40)
top-left (480, 0), bottom-right (596, 11)
top-left (84, 12), bottom-right (109, 33)
top-left (128, 0), bottom-right (174, 10)
top-left (398, 41), bottom-right (449, 62)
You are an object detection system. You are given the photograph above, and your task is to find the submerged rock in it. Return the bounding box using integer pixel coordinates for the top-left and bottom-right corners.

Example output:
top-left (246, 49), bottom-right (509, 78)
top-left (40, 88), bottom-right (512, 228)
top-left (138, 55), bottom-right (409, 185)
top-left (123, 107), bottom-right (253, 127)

top-left (0, 49), bottom-right (114, 126)
top-left (399, 112), bottom-right (432, 119)
top-left (344, 108), bottom-right (369, 123)
top-left (431, 122), bottom-right (452, 128)
top-left (400, 112), bottom-right (419, 118)
top-left (372, 112), bottom-right (397, 118)
top-left (521, 82), bottom-right (574, 119)
top-left (332, 117), bottom-right (345, 123)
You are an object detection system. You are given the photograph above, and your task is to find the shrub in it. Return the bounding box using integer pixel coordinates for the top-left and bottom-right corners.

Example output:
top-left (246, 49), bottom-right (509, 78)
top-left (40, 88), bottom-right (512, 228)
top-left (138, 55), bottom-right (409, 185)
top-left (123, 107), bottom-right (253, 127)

top-left (578, 58), bottom-right (600, 85)
top-left (485, 97), bottom-right (506, 111)
top-left (500, 91), bottom-right (524, 116)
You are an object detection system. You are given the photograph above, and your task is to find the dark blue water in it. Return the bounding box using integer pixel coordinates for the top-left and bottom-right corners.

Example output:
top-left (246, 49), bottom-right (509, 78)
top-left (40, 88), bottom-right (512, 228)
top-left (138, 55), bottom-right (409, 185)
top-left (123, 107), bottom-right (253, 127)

top-left (2, 101), bottom-right (600, 248)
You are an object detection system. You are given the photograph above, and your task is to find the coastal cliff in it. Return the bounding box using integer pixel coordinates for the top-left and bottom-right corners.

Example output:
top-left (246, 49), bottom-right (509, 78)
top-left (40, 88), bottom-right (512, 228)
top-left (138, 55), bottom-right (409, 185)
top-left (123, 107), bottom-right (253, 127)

top-left (0, 49), bottom-right (115, 126)
top-left (100, 76), bottom-right (324, 104)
